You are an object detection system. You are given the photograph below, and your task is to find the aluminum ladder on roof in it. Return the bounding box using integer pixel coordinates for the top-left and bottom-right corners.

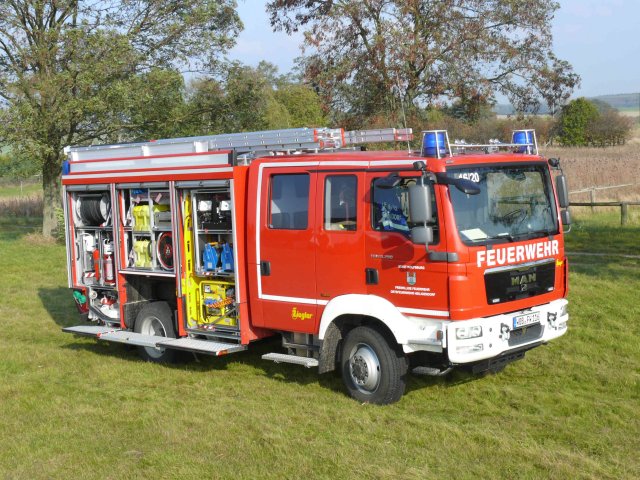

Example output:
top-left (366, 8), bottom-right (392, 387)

top-left (64, 127), bottom-right (413, 162)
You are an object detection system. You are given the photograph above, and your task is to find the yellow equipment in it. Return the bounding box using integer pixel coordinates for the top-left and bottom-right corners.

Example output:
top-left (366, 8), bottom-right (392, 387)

top-left (182, 192), bottom-right (238, 330)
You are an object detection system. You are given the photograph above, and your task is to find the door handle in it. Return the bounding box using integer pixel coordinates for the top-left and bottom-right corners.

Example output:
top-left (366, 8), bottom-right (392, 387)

top-left (260, 261), bottom-right (271, 276)
top-left (365, 268), bottom-right (378, 285)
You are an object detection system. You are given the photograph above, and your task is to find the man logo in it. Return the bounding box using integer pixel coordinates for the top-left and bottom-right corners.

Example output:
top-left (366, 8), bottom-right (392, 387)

top-left (511, 273), bottom-right (536, 288)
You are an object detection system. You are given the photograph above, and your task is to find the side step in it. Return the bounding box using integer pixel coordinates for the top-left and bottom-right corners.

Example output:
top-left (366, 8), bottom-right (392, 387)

top-left (262, 352), bottom-right (318, 368)
top-left (157, 338), bottom-right (246, 356)
top-left (62, 325), bottom-right (117, 337)
top-left (63, 325), bottom-right (245, 356)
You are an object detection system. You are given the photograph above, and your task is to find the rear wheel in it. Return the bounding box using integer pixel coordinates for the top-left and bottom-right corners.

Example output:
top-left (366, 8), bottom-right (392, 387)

top-left (340, 326), bottom-right (408, 405)
top-left (134, 302), bottom-right (177, 363)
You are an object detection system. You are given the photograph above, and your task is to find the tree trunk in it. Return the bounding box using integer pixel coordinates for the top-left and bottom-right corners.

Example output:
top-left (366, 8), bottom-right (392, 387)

top-left (42, 153), bottom-right (62, 237)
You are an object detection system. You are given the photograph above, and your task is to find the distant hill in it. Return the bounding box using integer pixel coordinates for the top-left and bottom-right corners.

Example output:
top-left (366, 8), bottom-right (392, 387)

top-left (592, 93), bottom-right (639, 111)
top-left (494, 92), bottom-right (639, 115)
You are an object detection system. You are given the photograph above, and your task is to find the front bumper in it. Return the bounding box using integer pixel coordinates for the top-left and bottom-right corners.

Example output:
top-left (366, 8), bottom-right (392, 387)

top-left (446, 298), bottom-right (568, 364)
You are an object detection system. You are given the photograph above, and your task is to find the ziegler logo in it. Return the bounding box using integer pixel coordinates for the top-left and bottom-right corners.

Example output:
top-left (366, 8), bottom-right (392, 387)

top-left (511, 273), bottom-right (536, 290)
top-left (291, 307), bottom-right (313, 321)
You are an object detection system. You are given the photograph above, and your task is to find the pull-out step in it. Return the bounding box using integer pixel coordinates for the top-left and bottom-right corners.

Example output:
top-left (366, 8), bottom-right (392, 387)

top-left (62, 325), bottom-right (118, 337)
top-left (262, 353), bottom-right (319, 368)
top-left (156, 337), bottom-right (246, 356)
top-left (98, 331), bottom-right (166, 348)
top-left (63, 325), bottom-right (245, 356)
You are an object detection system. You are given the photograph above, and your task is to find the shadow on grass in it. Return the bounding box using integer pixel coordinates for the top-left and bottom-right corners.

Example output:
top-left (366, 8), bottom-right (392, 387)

top-left (40, 285), bottom-right (496, 400)
top-left (38, 287), bottom-right (79, 328)
top-left (59, 331), bottom-right (484, 401)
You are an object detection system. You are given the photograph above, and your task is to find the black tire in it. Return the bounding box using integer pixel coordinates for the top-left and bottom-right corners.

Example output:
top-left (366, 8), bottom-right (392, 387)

top-left (134, 302), bottom-right (177, 363)
top-left (340, 326), bottom-right (408, 405)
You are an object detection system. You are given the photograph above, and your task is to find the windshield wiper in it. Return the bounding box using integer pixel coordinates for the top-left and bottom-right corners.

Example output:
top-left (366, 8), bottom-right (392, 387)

top-left (485, 232), bottom-right (516, 242)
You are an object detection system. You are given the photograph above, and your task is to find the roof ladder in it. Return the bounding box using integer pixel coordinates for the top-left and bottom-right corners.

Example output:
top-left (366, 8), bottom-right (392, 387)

top-left (64, 127), bottom-right (413, 163)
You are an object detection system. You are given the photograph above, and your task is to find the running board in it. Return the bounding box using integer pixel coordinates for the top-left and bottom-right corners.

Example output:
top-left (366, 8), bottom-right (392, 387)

top-left (63, 325), bottom-right (245, 356)
top-left (62, 325), bottom-right (117, 337)
top-left (156, 338), bottom-right (246, 356)
top-left (262, 353), bottom-right (319, 368)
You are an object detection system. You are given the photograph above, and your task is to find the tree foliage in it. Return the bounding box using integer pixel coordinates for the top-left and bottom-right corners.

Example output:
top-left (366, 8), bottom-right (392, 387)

top-left (267, 0), bottom-right (580, 126)
top-left (557, 98), bottom-right (632, 147)
top-left (557, 98), bottom-right (601, 146)
top-left (0, 0), bottom-right (241, 236)
top-left (186, 62), bottom-right (326, 134)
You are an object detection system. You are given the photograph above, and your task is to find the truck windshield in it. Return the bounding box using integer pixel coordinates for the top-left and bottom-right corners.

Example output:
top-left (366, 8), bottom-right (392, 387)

top-left (448, 164), bottom-right (558, 245)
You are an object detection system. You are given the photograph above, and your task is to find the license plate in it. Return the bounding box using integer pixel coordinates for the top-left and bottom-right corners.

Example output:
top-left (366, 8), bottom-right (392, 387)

top-left (512, 312), bottom-right (540, 329)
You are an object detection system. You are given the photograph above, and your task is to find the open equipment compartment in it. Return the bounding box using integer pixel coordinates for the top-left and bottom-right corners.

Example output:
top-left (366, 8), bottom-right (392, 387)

top-left (118, 182), bottom-right (175, 273)
top-left (65, 185), bottom-right (120, 324)
top-left (180, 183), bottom-right (240, 340)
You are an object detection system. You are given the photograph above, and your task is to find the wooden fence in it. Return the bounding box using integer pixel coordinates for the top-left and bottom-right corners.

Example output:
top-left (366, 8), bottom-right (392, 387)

top-left (570, 201), bottom-right (640, 226)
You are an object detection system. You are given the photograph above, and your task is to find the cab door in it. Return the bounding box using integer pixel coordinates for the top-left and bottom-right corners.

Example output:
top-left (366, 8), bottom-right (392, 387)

top-left (364, 173), bottom-right (450, 319)
top-left (258, 168), bottom-right (318, 332)
top-left (315, 172), bottom-right (367, 328)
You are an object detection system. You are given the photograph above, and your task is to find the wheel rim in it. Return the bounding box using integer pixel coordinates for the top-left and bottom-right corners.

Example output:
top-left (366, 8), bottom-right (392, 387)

top-left (348, 343), bottom-right (381, 393)
top-left (140, 315), bottom-right (167, 359)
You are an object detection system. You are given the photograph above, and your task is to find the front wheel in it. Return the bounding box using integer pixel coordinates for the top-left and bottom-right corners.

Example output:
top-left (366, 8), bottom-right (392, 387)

top-left (134, 302), bottom-right (177, 363)
top-left (340, 326), bottom-right (408, 405)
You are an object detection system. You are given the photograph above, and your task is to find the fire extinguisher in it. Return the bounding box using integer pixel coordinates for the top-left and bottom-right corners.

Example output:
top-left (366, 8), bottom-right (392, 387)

top-left (103, 239), bottom-right (115, 285)
top-left (92, 248), bottom-right (101, 281)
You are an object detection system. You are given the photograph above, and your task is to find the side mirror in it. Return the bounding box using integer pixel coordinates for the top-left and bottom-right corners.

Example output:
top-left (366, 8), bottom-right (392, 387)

top-left (453, 178), bottom-right (481, 195)
top-left (434, 173), bottom-right (480, 195)
top-left (411, 226), bottom-right (433, 245)
top-left (408, 183), bottom-right (433, 224)
top-left (556, 174), bottom-right (570, 209)
top-left (561, 209), bottom-right (571, 226)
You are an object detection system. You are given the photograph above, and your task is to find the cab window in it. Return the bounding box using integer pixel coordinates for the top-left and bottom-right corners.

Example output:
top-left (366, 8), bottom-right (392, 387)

top-left (324, 175), bottom-right (357, 231)
top-left (269, 174), bottom-right (309, 230)
top-left (371, 177), bottom-right (439, 243)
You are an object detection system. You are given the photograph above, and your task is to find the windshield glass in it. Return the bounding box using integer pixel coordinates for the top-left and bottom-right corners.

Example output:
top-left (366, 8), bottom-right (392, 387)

top-left (448, 164), bottom-right (558, 245)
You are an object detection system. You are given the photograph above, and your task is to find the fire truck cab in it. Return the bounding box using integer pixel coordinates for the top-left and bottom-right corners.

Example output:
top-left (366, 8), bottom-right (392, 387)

top-left (62, 127), bottom-right (570, 404)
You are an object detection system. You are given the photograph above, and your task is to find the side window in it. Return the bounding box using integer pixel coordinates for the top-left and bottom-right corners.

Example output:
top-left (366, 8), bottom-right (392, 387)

top-left (324, 175), bottom-right (357, 231)
top-left (269, 174), bottom-right (310, 230)
top-left (371, 177), bottom-right (439, 243)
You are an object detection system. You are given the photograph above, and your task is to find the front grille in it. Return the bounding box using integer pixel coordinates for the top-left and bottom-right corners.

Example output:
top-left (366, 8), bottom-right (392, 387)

top-left (508, 323), bottom-right (544, 347)
top-left (485, 260), bottom-right (555, 305)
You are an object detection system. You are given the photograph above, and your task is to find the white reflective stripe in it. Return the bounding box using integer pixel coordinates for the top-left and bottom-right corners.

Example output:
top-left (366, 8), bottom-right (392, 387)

top-left (369, 160), bottom-right (416, 166)
top-left (261, 294), bottom-right (328, 306)
top-left (317, 161), bottom-right (370, 167)
top-left (398, 307), bottom-right (450, 318)
top-left (63, 167), bottom-right (233, 180)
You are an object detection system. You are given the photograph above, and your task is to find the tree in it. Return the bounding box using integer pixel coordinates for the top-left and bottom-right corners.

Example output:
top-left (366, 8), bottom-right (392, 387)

top-left (186, 62), bottom-right (326, 133)
top-left (557, 98), bottom-right (599, 146)
top-left (0, 1), bottom-right (241, 236)
top-left (267, 0), bottom-right (580, 126)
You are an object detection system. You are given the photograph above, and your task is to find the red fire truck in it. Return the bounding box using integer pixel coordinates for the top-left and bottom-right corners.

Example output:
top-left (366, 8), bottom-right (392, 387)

top-left (62, 127), bottom-right (570, 404)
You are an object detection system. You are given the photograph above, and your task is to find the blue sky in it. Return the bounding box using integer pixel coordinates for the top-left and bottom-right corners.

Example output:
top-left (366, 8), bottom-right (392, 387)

top-left (229, 0), bottom-right (639, 98)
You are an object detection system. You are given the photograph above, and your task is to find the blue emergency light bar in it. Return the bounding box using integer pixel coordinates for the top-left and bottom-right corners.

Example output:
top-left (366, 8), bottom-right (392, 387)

top-left (421, 130), bottom-right (450, 158)
top-left (422, 128), bottom-right (539, 157)
top-left (512, 129), bottom-right (537, 154)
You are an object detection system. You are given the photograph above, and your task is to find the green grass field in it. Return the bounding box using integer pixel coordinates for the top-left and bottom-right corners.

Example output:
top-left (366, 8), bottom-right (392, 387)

top-left (0, 215), bottom-right (638, 479)
top-left (0, 181), bottom-right (41, 198)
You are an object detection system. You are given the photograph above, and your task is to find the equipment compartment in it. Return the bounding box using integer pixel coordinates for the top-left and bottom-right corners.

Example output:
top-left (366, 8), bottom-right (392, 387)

top-left (191, 189), bottom-right (234, 277)
top-left (120, 186), bottom-right (175, 273)
top-left (181, 187), bottom-right (240, 339)
top-left (68, 189), bottom-right (116, 288)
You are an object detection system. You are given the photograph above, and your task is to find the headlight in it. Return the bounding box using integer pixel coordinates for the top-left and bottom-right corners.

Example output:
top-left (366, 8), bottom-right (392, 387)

top-left (456, 325), bottom-right (482, 340)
